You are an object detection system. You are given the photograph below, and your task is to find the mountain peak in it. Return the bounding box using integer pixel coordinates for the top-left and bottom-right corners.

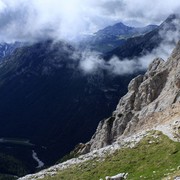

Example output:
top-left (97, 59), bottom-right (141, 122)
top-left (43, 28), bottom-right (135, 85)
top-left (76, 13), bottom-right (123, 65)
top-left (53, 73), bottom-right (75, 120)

top-left (113, 22), bottom-right (129, 28)
top-left (95, 22), bottom-right (132, 36)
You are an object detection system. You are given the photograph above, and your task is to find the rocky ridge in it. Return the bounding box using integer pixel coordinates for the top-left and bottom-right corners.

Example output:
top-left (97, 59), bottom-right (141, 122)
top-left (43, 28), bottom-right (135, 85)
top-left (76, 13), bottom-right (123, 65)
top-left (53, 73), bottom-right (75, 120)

top-left (79, 40), bottom-right (180, 153)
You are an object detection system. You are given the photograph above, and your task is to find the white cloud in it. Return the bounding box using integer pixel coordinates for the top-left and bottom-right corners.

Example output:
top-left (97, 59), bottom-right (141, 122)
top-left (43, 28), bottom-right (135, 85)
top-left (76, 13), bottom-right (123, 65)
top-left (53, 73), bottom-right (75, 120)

top-left (0, 0), bottom-right (180, 42)
top-left (79, 51), bottom-right (104, 73)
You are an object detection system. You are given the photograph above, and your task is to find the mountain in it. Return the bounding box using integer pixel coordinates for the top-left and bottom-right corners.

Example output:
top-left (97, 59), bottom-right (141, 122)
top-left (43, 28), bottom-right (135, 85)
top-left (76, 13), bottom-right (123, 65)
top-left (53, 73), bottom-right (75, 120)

top-left (80, 22), bottom-right (158, 53)
top-left (95, 23), bottom-right (157, 37)
top-left (19, 41), bottom-right (180, 180)
top-left (105, 14), bottom-right (180, 60)
top-left (0, 40), bottom-right (138, 171)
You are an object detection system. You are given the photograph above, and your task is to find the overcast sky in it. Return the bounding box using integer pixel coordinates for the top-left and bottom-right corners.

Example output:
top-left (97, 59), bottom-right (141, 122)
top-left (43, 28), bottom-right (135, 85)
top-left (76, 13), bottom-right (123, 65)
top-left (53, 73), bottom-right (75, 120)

top-left (0, 0), bottom-right (180, 42)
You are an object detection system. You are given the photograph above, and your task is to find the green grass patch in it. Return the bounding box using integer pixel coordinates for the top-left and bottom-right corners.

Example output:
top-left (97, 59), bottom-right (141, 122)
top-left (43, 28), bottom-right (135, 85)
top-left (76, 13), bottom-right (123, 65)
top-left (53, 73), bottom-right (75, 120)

top-left (43, 131), bottom-right (180, 180)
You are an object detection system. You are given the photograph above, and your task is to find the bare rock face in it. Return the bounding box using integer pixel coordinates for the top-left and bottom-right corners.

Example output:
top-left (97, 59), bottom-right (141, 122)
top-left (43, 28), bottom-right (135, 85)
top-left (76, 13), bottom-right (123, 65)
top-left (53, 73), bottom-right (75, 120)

top-left (80, 41), bottom-right (180, 154)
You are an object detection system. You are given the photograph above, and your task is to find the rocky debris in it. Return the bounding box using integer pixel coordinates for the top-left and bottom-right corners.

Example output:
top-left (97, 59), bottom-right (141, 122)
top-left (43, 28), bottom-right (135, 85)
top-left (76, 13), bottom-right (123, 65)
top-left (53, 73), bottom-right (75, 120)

top-left (79, 41), bottom-right (180, 153)
top-left (105, 173), bottom-right (128, 180)
top-left (154, 116), bottom-right (180, 142)
top-left (174, 177), bottom-right (180, 180)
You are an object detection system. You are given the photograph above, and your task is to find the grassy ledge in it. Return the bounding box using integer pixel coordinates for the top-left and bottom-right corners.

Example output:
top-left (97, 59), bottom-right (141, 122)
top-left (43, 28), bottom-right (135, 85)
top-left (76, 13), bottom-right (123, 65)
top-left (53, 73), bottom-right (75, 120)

top-left (42, 131), bottom-right (180, 180)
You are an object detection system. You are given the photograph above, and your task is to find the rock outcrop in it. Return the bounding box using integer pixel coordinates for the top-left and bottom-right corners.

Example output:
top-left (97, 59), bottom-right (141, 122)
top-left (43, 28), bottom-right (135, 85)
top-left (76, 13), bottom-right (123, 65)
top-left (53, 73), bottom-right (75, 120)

top-left (80, 41), bottom-right (180, 153)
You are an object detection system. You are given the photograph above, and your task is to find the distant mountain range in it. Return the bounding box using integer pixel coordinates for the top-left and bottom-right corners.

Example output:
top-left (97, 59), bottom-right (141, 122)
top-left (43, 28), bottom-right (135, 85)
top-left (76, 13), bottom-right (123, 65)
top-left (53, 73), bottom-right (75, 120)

top-left (80, 22), bottom-right (158, 53)
top-left (105, 14), bottom-right (180, 60)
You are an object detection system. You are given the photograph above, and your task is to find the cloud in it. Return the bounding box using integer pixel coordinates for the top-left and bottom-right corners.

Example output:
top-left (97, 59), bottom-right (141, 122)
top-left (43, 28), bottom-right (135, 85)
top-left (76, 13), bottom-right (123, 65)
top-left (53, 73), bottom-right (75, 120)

top-left (79, 51), bottom-right (104, 73)
top-left (0, 0), bottom-right (180, 42)
top-left (0, 0), bottom-right (180, 76)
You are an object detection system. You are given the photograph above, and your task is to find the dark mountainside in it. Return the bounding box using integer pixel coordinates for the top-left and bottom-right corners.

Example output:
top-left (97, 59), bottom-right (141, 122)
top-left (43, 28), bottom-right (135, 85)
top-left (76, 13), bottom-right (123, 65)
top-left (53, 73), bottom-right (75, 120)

top-left (0, 40), bottom-right (136, 170)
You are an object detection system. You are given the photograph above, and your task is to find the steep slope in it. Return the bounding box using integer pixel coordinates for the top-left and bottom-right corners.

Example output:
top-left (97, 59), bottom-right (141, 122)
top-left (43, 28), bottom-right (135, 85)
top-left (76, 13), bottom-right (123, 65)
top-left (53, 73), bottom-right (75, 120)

top-left (0, 40), bottom-right (137, 168)
top-left (80, 22), bottom-right (158, 53)
top-left (79, 40), bottom-right (180, 153)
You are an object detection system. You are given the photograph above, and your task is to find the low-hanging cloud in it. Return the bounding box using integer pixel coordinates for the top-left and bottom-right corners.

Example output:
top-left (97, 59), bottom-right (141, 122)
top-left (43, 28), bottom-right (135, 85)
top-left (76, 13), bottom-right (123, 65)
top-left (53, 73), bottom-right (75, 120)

top-left (0, 0), bottom-right (180, 42)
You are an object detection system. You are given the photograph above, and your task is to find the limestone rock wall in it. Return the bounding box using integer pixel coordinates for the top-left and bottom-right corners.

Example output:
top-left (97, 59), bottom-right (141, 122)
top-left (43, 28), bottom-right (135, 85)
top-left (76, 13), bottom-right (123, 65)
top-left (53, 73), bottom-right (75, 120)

top-left (80, 41), bottom-right (180, 153)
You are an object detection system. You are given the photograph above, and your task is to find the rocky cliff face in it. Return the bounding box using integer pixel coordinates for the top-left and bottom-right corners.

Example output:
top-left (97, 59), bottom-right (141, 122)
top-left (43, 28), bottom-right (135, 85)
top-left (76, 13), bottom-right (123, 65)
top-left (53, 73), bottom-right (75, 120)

top-left (80, 41), bottom-right (180, 153)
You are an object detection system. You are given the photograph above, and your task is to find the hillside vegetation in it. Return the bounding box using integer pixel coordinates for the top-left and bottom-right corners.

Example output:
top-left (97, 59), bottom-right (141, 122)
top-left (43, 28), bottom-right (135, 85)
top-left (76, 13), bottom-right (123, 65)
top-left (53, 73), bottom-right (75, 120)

top-left (43, 131), bottom-right (180, 180)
